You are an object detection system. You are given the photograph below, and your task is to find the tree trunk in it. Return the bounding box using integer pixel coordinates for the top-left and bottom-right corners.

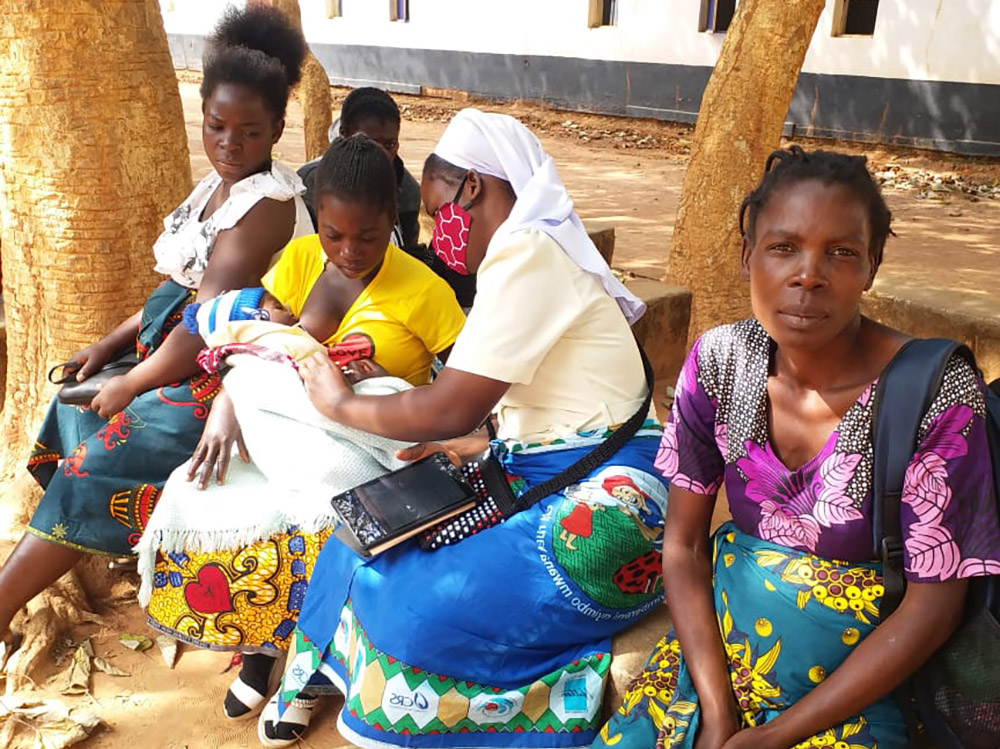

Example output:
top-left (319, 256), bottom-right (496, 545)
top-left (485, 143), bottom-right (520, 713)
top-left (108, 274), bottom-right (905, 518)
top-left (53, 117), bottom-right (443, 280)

top-left (298, 54), bottom-right (335, 161)
top-left (665, 0), bottom-right (827, 341)
top-left (256, 0), bottom-right (333, 162)
top-left (0, 0), bottom-right (192, 529)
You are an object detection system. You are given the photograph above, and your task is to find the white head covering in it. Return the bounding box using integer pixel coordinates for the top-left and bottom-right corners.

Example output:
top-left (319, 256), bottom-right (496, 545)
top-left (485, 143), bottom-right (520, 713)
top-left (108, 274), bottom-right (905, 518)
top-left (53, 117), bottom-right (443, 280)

top-left (432, 109), bottom-right (646, 324)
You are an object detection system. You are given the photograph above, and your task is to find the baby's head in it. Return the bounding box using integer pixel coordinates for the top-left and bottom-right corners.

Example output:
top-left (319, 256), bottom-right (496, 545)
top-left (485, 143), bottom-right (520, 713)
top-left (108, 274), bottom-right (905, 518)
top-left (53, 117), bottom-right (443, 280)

top-left (183, 288), bottom-right (297, 340)
top-left (341, 358), bottom-right (388, 385)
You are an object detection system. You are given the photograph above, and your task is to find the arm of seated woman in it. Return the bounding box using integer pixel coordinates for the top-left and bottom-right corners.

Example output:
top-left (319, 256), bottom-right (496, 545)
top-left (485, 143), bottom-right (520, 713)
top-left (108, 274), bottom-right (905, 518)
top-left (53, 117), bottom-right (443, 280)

top-left (726, 578), bottom-right (968, 749)
top-left (90, 199), bottom-right (296, 418)
top-left (396, 427), bottom-right (492, 467)
top-left (67, 309), bottom-right (144, 381)
top-left (664, 487), bottom-right (744, 749)
top-left (299, 352), bottom-right (509, 442)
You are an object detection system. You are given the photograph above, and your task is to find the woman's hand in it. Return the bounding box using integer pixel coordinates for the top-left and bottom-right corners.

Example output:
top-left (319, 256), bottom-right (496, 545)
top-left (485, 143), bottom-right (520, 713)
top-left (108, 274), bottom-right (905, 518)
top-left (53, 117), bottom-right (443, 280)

top-left (719, 727), bottom-right (777, 749)
top-left (396, 442), bottom-right (464, 467)
top-left (69, 339), bottom-right (116, 381)
top-left (694, 708), bottom-right (742, 749)
top-left (187, 391), bottom-right (249, 489)
top-left (300, 352), bottom-right (353, 419)
top-left (395, 429), bottom-right (492, 467)
top-left (90, 375), bottom-right (140, 418)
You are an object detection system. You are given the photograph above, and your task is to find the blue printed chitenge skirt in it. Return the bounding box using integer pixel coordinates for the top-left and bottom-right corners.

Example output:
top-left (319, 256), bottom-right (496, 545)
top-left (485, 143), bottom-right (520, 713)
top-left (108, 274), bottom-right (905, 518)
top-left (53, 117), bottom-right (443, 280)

top-left (277, 422), bottom-right (669, 749)
top-left (595, 523), bottom-right (908, 749)
top-left (27, 281), bottom-right (220, 555)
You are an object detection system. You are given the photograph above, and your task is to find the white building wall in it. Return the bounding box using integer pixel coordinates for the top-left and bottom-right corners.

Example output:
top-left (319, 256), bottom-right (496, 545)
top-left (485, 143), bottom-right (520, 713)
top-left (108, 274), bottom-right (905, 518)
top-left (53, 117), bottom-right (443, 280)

top-left (161, 0), bottom-right (1000, 87)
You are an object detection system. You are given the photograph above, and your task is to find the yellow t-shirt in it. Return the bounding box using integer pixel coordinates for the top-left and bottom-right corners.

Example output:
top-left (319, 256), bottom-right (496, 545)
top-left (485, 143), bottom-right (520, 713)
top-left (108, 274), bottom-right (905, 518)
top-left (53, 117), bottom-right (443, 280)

top-left (263, 235), bottom-right (466, 385)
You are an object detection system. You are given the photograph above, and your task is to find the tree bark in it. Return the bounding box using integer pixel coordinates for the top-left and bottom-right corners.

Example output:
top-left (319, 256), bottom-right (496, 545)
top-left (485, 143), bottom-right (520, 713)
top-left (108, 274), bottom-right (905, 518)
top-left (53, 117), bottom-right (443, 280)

top-left (298, 54), bottom-right (335, 161)
top-left (0, 0), bottom-right (191, 527)
top-left (665, 0), bottom-right (827, 341)
top-left (257, 0), bottom-right (333, 162)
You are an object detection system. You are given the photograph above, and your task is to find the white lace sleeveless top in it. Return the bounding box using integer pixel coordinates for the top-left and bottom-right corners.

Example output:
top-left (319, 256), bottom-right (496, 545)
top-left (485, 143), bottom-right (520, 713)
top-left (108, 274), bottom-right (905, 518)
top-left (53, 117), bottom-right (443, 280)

top-left (153, 161), bottom-right (312, 289)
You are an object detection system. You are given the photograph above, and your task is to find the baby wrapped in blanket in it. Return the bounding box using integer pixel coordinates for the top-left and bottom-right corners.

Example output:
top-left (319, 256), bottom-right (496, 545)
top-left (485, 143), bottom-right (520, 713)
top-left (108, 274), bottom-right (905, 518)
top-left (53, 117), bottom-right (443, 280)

top-left (136, 288), bottom-right (416, 604)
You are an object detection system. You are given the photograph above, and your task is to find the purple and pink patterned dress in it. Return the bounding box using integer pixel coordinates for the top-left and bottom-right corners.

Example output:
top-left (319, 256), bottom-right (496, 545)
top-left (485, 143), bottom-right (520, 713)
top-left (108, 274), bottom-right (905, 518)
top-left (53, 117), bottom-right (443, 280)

top-left (598, 319), bottom-right (1000, 749)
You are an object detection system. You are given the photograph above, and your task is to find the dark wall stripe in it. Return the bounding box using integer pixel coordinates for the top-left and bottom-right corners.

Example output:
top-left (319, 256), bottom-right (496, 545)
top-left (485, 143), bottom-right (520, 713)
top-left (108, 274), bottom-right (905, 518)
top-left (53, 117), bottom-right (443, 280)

top-left (170, 34), bottom-right (1000, 156)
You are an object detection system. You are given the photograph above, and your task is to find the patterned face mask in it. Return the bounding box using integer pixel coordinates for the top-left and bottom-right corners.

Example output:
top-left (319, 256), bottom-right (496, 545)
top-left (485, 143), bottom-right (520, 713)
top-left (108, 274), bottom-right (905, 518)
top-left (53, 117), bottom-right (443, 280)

top-left (431, 176), bottom-right (473, 275)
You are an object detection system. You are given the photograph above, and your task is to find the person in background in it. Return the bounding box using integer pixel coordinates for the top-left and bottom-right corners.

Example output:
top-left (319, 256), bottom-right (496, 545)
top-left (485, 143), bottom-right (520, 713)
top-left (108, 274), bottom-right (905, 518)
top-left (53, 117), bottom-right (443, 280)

top-left (299, 87), bottom-right (477, 308)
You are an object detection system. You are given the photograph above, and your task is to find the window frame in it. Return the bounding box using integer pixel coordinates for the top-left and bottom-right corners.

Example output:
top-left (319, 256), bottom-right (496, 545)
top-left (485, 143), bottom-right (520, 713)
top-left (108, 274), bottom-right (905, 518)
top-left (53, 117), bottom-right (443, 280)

top-left (390, 0), bottom-right (409, 22)
top-left (832, 0), bottom-right (880, 37)
top-left (587, 0), bottom-right (618, 28)
top-left (699, 0), bottom-right (737, 33)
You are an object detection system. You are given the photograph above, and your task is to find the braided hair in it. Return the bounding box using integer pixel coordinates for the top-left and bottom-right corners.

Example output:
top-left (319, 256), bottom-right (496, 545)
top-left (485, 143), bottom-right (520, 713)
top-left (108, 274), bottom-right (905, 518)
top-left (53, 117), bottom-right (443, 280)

top-left (340, 87), bottom-right (401, 135)
top-left (739, 145), bottom-right (893, 265)
top-left (201, 5), bottom-right (306, 121)
top-left (313, 135), bottom-right (398, 220)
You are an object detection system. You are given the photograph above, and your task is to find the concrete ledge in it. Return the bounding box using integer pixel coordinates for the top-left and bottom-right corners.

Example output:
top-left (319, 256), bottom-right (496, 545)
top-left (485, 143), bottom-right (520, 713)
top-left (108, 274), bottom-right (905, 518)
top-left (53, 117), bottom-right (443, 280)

top-left (585, 225), bottom-right (616, 266)
top-left (861, 290), bottom-right (1000, 382)
top-left (627, 279), bottom-right (692, 394)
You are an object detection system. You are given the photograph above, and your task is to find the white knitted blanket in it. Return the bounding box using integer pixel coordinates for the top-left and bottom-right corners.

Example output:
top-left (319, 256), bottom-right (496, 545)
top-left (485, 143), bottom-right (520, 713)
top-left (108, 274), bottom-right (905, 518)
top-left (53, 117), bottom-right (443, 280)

top-left (136, 357), bottom-right (414, 606)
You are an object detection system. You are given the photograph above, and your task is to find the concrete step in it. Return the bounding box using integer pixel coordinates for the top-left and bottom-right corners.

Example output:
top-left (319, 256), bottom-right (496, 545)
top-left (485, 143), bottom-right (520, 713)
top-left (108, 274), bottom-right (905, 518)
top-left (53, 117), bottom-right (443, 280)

top-left (862, 290), bottom-right (1000, 382)
top-left (585, 224), bottom-right (616, 266)
top-left (626, 278), bottom-right (692, 399)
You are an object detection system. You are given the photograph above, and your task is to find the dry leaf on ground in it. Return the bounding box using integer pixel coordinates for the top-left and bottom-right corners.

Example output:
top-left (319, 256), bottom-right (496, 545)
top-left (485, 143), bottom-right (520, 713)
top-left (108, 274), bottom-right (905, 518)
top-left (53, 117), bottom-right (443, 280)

top-left (117, 634), bottom-right (152, 652)
top-left (0, 697), bottom-right (103, 749)
top-left (92, 657), bottom-right (129, 677)
top-left (58, 641), bottom-right (93, 696)
top-left (155, 635), bottom-right (178, 669)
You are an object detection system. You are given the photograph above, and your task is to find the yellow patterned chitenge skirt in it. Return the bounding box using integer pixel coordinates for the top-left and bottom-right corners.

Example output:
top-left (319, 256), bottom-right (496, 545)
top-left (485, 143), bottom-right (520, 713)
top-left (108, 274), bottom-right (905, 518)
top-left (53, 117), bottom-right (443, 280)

top-left (146, 527), bottom-right (333, 652)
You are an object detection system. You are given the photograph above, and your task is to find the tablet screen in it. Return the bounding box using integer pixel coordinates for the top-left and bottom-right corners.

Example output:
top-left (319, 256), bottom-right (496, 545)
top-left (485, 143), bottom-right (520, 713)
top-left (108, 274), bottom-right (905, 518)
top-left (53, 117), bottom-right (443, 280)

top-left (353, 456), bottom-right (473, 532)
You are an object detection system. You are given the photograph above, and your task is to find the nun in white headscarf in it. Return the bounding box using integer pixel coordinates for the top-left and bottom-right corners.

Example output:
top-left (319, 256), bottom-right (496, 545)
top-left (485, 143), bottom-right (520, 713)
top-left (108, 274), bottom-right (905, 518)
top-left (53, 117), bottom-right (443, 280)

top-left (260, 108), bottom-right (667, 749)
top-left (425, 107), bottom-right (646, 323)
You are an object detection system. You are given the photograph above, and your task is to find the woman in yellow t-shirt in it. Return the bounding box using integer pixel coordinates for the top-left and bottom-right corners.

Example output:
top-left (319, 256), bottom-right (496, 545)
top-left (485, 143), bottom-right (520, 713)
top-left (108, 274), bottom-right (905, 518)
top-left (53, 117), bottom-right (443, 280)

top-left (262, 231), bottom-right (460, 385)
top-left (143, 135), bottom-right (465, 722)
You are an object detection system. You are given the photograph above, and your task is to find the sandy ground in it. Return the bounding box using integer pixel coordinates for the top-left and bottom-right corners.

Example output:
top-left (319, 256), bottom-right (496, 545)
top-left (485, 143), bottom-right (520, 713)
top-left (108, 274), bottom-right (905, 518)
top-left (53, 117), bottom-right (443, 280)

top-left (3, 76), bottom-right (998, 749)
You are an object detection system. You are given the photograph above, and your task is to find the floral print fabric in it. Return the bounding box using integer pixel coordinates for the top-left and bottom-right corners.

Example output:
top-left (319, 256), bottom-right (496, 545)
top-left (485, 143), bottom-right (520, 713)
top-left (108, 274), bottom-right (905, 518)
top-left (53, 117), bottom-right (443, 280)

top-left (656, 319), bottom-right (1000, 580)
top-left (596, 524), bottom-right (908, 749)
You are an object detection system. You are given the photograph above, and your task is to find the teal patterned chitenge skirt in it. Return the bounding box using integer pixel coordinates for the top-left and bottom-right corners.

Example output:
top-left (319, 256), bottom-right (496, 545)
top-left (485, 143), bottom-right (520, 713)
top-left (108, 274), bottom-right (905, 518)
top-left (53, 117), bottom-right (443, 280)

top-left (27, 281), bottom-right (220, 556)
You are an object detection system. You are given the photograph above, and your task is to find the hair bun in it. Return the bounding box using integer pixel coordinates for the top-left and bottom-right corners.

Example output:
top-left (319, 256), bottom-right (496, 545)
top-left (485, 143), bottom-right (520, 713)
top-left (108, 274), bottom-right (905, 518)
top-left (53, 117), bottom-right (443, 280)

top-left (208, 5), bottom-right (306, 88)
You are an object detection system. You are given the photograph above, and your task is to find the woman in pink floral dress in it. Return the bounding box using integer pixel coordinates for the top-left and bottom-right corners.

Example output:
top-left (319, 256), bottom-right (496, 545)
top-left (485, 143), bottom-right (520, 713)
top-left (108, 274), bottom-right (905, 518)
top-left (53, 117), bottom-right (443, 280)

top-left (598, 146), bottom-right (1000, 749)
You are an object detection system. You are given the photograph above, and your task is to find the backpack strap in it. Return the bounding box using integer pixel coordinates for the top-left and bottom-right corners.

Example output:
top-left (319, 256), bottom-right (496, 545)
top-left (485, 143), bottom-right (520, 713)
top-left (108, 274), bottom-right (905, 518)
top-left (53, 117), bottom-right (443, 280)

top-left (871, 338), bottom-right (977, 748)
top-left (871, 338), bottom-right (975, 615)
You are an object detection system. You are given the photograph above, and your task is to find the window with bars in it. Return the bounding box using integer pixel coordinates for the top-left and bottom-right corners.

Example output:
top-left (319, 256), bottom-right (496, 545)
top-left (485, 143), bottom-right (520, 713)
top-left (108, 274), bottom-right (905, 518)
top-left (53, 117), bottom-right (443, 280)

top-left (588, 0), bottom-right (618, 28)
top-left (390, 0), bottom-right (408, 22)
top-left (833, 0), bottom-right (880, 36)
top-left (699, 0), bottom-right (737, 33)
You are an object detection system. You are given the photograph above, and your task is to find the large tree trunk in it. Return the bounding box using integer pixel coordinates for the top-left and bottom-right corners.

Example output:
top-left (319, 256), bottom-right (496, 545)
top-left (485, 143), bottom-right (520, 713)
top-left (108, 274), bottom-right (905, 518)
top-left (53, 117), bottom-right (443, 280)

top-left (0, 0), bottom-right (191, 530)
top-left (665, 0), bottom-right (827, 341)
top-left (257, 0), bottom-right (333, 162)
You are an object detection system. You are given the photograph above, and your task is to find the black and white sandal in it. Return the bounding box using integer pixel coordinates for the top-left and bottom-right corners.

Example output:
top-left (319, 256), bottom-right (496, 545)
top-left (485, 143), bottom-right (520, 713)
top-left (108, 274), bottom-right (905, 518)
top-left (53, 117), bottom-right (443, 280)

top-left (223, 652), bottom-right (278, 720)
top-left (223, 673), bottom-right (269, 720)
top-left (257, 692), bottom-right (318, 748)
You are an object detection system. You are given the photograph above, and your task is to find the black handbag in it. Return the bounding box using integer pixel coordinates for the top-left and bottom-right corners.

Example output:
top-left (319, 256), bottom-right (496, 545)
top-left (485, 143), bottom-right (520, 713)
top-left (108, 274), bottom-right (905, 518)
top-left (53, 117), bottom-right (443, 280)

top-left (48, 347), bottom-right (140, 407)
top-left (872, 338), bottom-right (1000, 749)
top-left (420, 344), bottom-right (655, 550)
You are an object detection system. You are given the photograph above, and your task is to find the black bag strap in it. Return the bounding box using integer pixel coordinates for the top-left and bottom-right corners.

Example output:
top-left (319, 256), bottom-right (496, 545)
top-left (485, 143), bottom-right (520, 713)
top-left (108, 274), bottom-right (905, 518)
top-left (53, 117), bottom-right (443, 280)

top-left (502, 342), bottom-right (655, 511)
top-left (872, 337), bottom-right (973, 617)
top-left (871, 338), bottom-right (975, 749)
